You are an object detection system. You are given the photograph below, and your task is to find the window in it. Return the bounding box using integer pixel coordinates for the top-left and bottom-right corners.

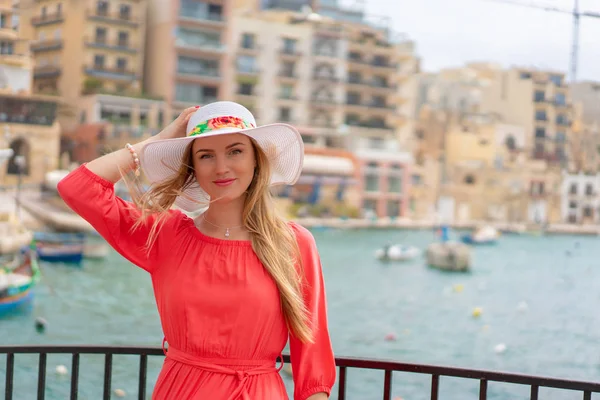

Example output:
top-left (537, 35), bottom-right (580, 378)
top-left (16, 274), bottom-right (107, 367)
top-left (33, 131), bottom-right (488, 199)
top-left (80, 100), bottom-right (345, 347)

top-left (535, 128), bottom-right (546, 139)
top-left (569, 201), bottom-right (577, 209)
top-left (556, 114), bottom-right (568, 126)
top-left (388, 176), bottom-right (402, 193)
top-left (372, 55), bottom-right (388, 66)
top-left (279, 107), bottom-right (291, 122)
top-left (549, 74), bottom-right (563, 86)
top-left (95, 27), bottom-right (107, 43)
top-left (280, 84), bottom-right (294, 99)
top-left (41, 6), bottom-right (47, 17)
top-left (178, 56), bottom-right (219, 76)
top-left (180, 0), bottom-right (223, 20)
top-left (585, 184), bottom-right (594, 196)
top-left (555, 93), bottom-right (566, 106)
top-left (116, 57), bottom-right (127, 71)
top-left (584, 206), bottom-right (593, 218)
top-left (365, 175), bottom-right (379, 192)
top-left (373, 75), bottom-right (387, 87)
top-left (241, 33), bottom-right (255, 49)
top-left (0, 41), bottom-right (14, 55)
top-left (94, 54), bottom-right (105, 68)
top-left (348, 71), bottom-right (361, 83)
top-left (282, 38), bottom-right (297, 54)
top-left (0, 14), bottom-right (5, 29)
top-left (281, 61), bottom-right (295, 77)
top-left (345, 114), bottom-right (360, 125)
top-left (569, 183), bottom-right (577, 195)
top-left (371, 95), bottom-right (386, 107)
top-left (363, 199), bottom-right (377, 212)
top-left (119, 4), bottom-right (131, 19)
top-left (96, 1), bottom-right (108, 15)
top-left (387, 200), bottom-right (401, 217)
top-left (348, 51), bottom-right (361, 61)
top-left (56, 3), bottom-right (62, 14)
top-left (236, 55), bottom-right (255, 73)
top-left (346, 91), bottom-right (360, 105)
top-left (118, 31), bottom-right (128, 46)
top-left (175, 83), bottom-right (218, 103)
top-left (535, 110), bottom-right (547, 121)
top-left (464, 175), bottom-right (476, 185)
top-left (238, 83), bottom-right (253, 95)
top-left (533, 90), bottom-right (545, 102)
top-left (505, 135), bottom-right (516, 150)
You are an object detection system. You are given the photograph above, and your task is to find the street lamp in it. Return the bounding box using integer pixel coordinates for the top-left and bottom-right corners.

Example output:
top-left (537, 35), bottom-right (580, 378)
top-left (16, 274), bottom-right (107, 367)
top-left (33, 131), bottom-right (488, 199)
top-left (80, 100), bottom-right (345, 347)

top-left (14, 155), bottom-right (25, 220)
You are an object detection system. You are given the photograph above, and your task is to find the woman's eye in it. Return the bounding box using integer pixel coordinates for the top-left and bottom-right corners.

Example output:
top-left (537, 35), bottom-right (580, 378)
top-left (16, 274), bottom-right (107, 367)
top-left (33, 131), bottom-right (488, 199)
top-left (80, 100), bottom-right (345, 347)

top-left (230, 149), bottom-right (242, 155)
top-left (199, 154), bottom-right (212, 159)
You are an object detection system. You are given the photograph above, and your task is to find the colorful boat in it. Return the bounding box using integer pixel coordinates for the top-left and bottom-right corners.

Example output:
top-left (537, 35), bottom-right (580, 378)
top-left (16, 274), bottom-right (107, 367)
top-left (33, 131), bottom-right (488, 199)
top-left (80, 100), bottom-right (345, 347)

top-left (0, 246), bottom-right (40, 315)
top-left (36, 243), bottom-right (84, 264)
top-left (33, 231), bottom-right (85, 244)
top-left (461, 226), bottom-right (500, 245)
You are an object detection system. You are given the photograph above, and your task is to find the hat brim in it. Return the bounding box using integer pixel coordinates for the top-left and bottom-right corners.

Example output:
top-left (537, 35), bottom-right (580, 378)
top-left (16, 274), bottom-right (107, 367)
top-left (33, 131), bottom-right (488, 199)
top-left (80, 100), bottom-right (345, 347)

top-left (140, 123), bottom-right (304, 212)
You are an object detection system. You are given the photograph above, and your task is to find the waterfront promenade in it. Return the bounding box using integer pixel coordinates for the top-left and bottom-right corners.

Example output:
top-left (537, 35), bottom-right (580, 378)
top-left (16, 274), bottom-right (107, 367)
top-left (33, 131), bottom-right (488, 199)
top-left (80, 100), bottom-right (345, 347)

top-left (9, 192), bottom-right (600, 236)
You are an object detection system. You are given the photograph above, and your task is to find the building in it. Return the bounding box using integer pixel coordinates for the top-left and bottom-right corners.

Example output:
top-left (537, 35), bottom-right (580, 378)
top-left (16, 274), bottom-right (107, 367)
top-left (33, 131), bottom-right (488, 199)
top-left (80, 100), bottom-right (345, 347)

top-left (0, 0), bottom-right (61, 186)
top-left (226, 5), bottom-right (418, 218)
top-left (561, 171), bottom-right (600, 224)
top-left (144, 0), bottom-right (233, 110)
top-left (570, 81), bottom-right (600, 127)
top-left (480, 67), bottom-right (574, 166)
top-left (19, 0), bottom-right (148, 103)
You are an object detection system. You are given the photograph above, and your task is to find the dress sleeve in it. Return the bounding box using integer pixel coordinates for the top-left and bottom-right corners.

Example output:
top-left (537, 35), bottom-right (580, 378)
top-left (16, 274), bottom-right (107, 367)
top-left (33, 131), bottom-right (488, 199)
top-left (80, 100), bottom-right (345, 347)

top-left (56, 164), bottom-right (182, 273)
top-left (288, 222), bottom-right (336, 400)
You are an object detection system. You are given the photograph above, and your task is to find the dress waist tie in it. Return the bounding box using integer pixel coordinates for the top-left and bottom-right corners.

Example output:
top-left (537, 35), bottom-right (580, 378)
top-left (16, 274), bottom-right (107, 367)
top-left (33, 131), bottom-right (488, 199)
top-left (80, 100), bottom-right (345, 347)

top-left (162, 338), bottom-right (284, 400)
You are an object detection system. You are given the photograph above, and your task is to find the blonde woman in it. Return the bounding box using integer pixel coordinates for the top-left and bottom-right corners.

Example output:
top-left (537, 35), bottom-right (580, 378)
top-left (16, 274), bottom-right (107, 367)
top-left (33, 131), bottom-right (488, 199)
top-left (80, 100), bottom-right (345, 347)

top-left (57, 102), bottom-right (335, 400)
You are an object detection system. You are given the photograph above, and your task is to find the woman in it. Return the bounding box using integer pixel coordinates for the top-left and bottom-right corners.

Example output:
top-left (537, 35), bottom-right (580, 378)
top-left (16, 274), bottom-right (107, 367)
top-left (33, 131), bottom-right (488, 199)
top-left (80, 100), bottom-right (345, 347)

top-left (57, 101), bottom-right (336, 399)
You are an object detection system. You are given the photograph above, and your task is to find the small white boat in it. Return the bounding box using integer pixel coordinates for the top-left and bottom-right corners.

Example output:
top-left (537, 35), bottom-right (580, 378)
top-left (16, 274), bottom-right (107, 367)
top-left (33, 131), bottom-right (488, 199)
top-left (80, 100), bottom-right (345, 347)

top-left (375, 244), bottom-right (421, 261)
top-left (0, 213), bottom-right (33, 255)
top-left (461, 226), bottom-right (499, 245)
top-left (83, 243), bottom-right (109, 259)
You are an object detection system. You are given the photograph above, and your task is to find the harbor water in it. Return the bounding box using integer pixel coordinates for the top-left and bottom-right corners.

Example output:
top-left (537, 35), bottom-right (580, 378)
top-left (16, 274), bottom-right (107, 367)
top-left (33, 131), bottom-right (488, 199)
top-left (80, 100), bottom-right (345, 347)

top-left (1, 228), bottom-right (600, 399)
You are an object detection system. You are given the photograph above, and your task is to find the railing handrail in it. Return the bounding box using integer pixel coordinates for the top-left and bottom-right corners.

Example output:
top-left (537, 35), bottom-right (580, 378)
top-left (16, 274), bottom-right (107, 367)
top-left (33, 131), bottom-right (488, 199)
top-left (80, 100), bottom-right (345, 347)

top-left (2, 345), bottom-right (600, 391)
top-left (3, 345), bottom-right (600, 400)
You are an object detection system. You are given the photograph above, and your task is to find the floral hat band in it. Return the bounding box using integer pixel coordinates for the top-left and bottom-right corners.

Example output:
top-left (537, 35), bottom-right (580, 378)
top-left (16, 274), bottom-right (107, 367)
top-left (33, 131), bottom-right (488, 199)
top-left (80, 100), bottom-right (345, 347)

top-left (188, 116), bottom-right (256, 137)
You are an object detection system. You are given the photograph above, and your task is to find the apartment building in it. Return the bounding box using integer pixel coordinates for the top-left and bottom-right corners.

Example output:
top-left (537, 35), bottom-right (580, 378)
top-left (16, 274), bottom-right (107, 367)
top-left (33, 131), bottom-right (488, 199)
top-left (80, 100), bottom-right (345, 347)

top-left (19, 0), bottom-right (147, 103)
top-left (0, 0), bottom-right (61, 186)
top-left (561, 171), bottom-right (600, 224)
top-left (145, 0), bottom-right (233, 111)
top-left (570, 81), bottom-right (600, 127)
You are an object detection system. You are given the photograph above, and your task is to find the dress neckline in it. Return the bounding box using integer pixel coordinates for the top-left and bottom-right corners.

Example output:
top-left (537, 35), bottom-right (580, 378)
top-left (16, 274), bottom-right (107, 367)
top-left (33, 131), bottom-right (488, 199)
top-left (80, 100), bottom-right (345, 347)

top-left (182, 215), bottom-right (253, 247)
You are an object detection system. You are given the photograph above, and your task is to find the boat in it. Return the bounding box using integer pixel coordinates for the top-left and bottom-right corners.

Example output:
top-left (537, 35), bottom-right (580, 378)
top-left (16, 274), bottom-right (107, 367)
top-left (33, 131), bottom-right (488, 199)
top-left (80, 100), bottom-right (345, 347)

top-left (375, 244), bottom-right (421, 261)
top-left (461, 226), bottom-right (500, 245)
top-left (0, 245), bottom-right (41, 315)
top-left (427, 225), bottom-right (472, 272)
top-left (36, 242), bottom-right (84, 264)
top-left (0, 212), bottom-right (33, 255)
top-left (33, 231), bottom-right (85, 244)
top-left (83, 242), bottom-right (109, 259)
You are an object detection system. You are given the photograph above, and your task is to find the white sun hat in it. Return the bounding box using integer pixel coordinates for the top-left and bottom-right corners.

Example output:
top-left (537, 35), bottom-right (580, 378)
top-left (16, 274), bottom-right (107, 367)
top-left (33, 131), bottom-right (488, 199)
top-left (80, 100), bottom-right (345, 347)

top-left (140, 101), bottom-right (304, 212)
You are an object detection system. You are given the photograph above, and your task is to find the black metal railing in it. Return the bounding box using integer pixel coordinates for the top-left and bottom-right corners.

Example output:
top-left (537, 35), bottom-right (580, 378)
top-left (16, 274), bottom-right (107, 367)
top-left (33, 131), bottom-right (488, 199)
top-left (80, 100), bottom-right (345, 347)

top-left (1, 345), bottom-right (600, 400)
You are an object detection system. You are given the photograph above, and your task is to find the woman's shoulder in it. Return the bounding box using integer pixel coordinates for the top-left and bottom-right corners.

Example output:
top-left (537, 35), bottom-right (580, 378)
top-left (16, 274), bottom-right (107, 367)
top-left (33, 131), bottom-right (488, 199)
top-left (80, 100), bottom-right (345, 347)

top-left (287, 221), bottom-right (316, 248)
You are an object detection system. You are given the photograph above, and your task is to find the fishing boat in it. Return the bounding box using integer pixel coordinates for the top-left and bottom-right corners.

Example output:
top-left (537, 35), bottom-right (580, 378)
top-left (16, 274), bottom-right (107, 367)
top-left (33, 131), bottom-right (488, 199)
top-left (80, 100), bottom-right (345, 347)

top-left (461, 226), bottom-right (500, 245)
top-left (0, 212), bottom-right (33, 255)
top-left (427, 225), bottom-right (472, 272)
top-left (83, 242), bottom-right (109, 260)
top-left (0, 245), bottom-right (41, 315)
top-left (33, 231), bottom-right (85, 244)
top-left (36, 242), bottom-right (84, 264)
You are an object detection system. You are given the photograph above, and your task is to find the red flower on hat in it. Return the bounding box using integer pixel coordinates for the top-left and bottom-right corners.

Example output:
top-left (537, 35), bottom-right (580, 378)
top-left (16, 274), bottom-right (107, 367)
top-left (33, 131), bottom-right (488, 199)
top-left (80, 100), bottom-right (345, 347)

top-left (208, 116), bottom-right (242, 130)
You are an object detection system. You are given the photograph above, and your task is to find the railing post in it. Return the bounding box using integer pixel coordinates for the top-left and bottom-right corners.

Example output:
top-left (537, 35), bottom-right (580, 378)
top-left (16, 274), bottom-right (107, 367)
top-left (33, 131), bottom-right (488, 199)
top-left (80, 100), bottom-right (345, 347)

top-left (103, 353), bottom-right (112, 400)
top-left (530, 384), bottom-right (538, 400)
top-left (37, 353), bottom-right (47, 400)
top-left (138, 354), bottom-right (148, 400)
top-left (479, 379), bottom-right (488, 400)
top-left (70, 353), bottom-right (80, 400)
top-left (431, 374), bottom-right (439, 400)
top-left (337, 366), bottom-right (347, 400)
top-left (383, 370), bottom-right (392, 400)
top-left (5, 353), bottom-right (14, 400)
top-left (583, 391), bottom-right (591, 400)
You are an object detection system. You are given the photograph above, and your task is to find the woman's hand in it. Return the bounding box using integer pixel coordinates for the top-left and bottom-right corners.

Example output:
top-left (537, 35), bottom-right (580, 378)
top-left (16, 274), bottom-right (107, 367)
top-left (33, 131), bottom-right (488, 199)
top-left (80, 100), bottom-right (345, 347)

top-left (157, 106), bottom-right (198, 140)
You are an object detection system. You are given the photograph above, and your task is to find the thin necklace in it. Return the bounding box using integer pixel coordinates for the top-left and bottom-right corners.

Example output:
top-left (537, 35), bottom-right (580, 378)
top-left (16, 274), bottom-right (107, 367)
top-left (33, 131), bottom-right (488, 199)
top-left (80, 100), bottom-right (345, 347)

top-left (201, 214), bottom-right (244, 238)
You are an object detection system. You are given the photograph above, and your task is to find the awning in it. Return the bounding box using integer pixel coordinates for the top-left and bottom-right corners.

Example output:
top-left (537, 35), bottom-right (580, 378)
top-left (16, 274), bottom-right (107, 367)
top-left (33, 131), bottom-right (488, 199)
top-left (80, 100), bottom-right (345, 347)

top-left (302, 154), bottom-right (355, 176)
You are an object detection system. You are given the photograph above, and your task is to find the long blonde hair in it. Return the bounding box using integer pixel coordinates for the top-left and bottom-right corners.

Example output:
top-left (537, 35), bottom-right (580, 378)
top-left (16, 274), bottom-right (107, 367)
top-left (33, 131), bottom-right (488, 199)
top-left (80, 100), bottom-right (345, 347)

top-left (123, 139), bottom-right (313, 343)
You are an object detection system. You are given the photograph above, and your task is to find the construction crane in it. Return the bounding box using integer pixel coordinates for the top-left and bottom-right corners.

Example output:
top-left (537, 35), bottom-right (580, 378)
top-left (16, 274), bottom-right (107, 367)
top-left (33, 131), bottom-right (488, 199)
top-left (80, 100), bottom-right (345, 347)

top-left (484, 0), bottom-right (600, 82)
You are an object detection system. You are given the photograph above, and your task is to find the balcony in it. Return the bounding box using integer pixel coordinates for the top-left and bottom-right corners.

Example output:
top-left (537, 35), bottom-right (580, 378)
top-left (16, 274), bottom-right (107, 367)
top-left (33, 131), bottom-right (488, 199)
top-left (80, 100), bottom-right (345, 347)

top-left (0, 53), bottom-right (30, 67)
top-left (278, 71), bottom-right (298, 81)
top-left (279, 48), bottom-right (302, 59)
top-left (0, 26), bottom-right (18, 40)
top-left (178, 12), bottom-right (225, 27)
top-left (30, 39), bottom-right (63, 52)
top-left (31, 12), bottom-right (64, 26)
top-left (313, 74), bottom-right (339, 83)
top-left (345, 100), bottom-right (394, 111)
top-left (85, 38), bottom-right (138, 53)
top-left (236, 67), bottom-right (260, 77)
top-left (84, 65), bottom-right (138, 81)
top-left (176, 69), bottom-right (221, 84)
top-left (87, 11), bottom-right (139, 27)
top-left (33, 65), bottom-right (61, 78)
top-left (5, 345), bottom-right (599, 400)
top-left (175, 38), bottom-right (225, 54)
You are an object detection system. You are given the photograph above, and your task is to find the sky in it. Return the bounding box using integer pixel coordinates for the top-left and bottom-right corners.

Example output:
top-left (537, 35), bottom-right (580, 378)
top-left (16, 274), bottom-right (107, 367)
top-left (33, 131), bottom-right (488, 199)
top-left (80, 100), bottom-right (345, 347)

top-left (360, 0), bottom-right (600, 82)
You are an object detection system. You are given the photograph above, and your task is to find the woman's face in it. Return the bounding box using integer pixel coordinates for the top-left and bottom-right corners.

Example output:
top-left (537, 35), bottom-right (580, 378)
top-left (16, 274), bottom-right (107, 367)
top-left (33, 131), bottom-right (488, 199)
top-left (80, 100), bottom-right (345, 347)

top-left (191, 133), bottom-right (256, 204)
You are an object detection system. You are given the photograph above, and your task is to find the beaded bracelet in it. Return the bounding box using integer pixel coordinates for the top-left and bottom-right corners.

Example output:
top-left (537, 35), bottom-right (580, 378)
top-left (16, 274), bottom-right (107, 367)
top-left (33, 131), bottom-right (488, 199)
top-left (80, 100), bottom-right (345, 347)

top-left (125, 143), bottom-right (141, 177)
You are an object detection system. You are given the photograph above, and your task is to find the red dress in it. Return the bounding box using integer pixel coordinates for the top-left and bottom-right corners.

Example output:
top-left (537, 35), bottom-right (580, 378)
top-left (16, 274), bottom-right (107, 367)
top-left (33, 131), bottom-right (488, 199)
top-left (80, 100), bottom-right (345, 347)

top-left (57, 165), bottom-right (336, 400)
